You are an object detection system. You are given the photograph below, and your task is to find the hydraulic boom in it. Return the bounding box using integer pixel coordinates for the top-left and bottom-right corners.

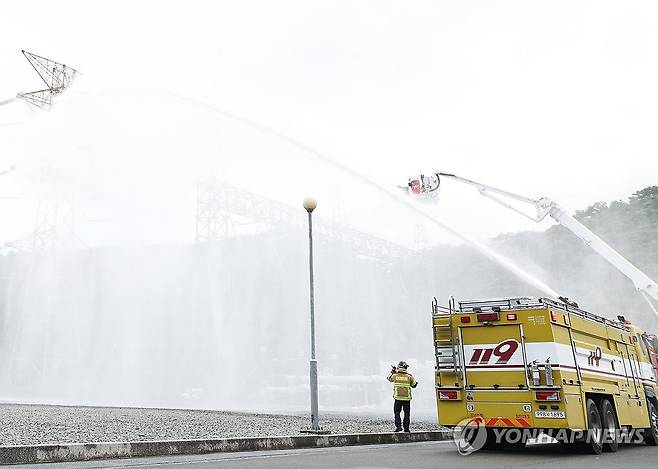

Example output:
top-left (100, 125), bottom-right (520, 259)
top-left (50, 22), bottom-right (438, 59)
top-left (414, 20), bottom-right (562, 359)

top-left (425, 172), bottom-right (658, 316)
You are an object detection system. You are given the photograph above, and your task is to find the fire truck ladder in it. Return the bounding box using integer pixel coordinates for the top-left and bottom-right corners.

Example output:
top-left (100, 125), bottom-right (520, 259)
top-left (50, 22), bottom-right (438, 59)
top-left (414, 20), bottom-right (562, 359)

top-left (432, 296), bottom-right (462, 387)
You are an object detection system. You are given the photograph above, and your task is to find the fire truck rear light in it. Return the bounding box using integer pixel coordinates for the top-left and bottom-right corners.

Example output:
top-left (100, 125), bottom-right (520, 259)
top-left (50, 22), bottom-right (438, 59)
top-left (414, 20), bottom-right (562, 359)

top-left (476, 312), bottom-right (500, 322)
top-left (507, 313), bottom-right (517, 321)
top-left (535, 391), bottom-right (560, 401)
top-left (460, 316), bottom-right (471, 324)
top-left (438, 390), bottom-right (459, 400)
top-left (550, 311), bottom-right (558, 321)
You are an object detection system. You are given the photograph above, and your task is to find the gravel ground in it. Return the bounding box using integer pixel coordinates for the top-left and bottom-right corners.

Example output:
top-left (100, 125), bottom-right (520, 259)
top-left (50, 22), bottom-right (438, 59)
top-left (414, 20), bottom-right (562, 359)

top-left (0, 404), bottom-right (441, 446)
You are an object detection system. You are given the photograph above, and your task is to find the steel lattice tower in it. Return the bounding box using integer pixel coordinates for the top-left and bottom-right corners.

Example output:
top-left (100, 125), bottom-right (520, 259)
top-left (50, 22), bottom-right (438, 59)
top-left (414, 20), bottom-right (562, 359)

top-left (195, 179), bottom-right (235, 242)
top-left (195, 181), bottom-right (413, 267)
top-left (17, 50), bottom-right (78, 109)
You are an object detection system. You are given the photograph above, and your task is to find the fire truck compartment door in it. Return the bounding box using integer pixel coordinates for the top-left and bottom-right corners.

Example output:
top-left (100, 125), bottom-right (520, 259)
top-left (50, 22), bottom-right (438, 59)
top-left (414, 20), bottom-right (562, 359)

top-left (461, 324), bottom-right (527, 388)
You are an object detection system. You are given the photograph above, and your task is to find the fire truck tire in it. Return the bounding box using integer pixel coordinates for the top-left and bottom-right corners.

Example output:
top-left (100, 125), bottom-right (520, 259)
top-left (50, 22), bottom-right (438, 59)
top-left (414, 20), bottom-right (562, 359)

top-left (481, 428), bottom-right (499, 450)
top-left (501, 438), bottom-right (527, 450)
top-left (578, 398), bottom-right (603, 454)
top-left (600, 399), bottom-right (619, 452)
top-left (645, 399), bottom-right (658, 446)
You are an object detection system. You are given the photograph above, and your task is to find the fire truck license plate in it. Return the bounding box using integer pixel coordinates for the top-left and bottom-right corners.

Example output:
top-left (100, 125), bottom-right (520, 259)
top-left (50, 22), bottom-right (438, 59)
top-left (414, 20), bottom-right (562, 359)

top-left (535, 410), bottom-right (566, 419)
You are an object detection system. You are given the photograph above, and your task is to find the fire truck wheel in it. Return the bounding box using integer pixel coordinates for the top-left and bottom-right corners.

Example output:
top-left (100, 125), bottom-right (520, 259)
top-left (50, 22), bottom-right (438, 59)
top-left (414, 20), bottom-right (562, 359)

top-left (501, 438), bottom-right (527, 450)
top-left (645, 399), bottom-right (658, 446)
top-left (579, 398), bottom-right (603, 454)
top-left (600, 399), bottom-right (619, 452)
top-left (481, 428), bottom-right (500, 450)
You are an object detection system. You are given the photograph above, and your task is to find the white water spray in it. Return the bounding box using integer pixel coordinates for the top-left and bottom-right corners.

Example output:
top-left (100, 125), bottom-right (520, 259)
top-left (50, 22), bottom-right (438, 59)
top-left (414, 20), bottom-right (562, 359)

top-left (0, 88), bottom-right (561, 414)
top-left (161, 91), bottom-right (559, 298)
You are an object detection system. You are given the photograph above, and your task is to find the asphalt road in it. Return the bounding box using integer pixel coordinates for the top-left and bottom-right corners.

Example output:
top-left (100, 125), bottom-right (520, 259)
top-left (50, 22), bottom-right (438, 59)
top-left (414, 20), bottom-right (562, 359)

top-left (13, 441), bottom-right (658, 469)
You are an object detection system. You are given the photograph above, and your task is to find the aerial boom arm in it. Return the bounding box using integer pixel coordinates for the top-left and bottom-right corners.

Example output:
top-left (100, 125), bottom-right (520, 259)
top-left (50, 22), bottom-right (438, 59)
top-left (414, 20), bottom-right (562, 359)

top-left (437, 173), bottom-right (551, 222)
top-left (548, 203), bottom-right (658, 303)
top-left (438, 173), bottom-right (658, 311)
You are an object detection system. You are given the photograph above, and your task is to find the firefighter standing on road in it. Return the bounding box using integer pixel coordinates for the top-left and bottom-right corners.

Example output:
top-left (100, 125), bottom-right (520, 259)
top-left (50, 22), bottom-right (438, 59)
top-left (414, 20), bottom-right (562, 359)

top-left (387, 361), bottom-right (418, 432)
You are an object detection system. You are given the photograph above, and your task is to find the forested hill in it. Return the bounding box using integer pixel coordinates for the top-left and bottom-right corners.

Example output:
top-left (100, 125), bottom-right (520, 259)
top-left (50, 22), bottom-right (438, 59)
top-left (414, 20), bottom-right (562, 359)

top-left (413, 186), bottom-right (658, 332)
top-left (496, 186), bottom-right (658, 272)
top-left (495, 186), bottom-right (658, 327)
top-left (572, 186), bottom-right (658, 275)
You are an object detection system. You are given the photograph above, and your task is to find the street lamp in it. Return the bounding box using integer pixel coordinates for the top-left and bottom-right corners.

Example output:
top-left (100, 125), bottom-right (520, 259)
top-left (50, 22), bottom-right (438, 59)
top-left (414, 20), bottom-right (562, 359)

top-left (302, 196), bottom-right (327, 434)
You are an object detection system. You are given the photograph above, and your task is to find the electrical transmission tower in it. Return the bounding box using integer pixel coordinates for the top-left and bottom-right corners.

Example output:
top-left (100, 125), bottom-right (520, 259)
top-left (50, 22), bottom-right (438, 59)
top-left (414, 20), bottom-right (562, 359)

top-left (32, 198), bottom-right (60, 250)
top-left (16, 50), bottom-right (78, 110)
top-left (195, 179), bottom-right (236, 242)
top-left (30, 166), bottom-right (63, 251)
top-left (0, 167), bottom-right (70, 252)
top-left (14, 166), bottom-right (80, 252)
top-left (195, 181), bottom-right (413, 267)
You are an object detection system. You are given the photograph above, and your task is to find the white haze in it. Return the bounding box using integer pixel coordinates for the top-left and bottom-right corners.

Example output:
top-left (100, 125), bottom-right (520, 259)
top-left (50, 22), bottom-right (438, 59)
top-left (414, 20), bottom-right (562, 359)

top-left (0, 1), bottom-right (657, 415)
top-left (0, 81), bottom-right (562, 415)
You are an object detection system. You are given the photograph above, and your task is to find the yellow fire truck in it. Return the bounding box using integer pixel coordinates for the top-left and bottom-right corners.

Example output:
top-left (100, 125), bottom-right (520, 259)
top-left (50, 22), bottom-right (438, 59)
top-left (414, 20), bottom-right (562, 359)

top-left (433, 296), bottom-right (658, 454)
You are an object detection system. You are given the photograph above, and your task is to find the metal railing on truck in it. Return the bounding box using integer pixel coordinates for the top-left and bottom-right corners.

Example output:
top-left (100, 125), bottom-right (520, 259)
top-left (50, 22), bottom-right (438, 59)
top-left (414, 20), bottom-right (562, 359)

top-left (432, 295), bottom-right (632, 392)
top-left (453, 296), bottom-right (630, 333)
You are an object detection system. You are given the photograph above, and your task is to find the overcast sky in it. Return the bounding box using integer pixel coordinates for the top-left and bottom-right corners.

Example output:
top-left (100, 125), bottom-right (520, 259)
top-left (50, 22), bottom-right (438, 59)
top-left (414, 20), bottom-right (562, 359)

top-left (1, 1), bottom-right (657, 247)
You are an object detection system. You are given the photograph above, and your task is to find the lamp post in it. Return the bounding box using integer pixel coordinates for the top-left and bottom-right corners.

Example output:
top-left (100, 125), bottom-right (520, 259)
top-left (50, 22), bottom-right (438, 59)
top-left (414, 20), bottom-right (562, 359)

top-left (302, 196), bottom-right (323, 433)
